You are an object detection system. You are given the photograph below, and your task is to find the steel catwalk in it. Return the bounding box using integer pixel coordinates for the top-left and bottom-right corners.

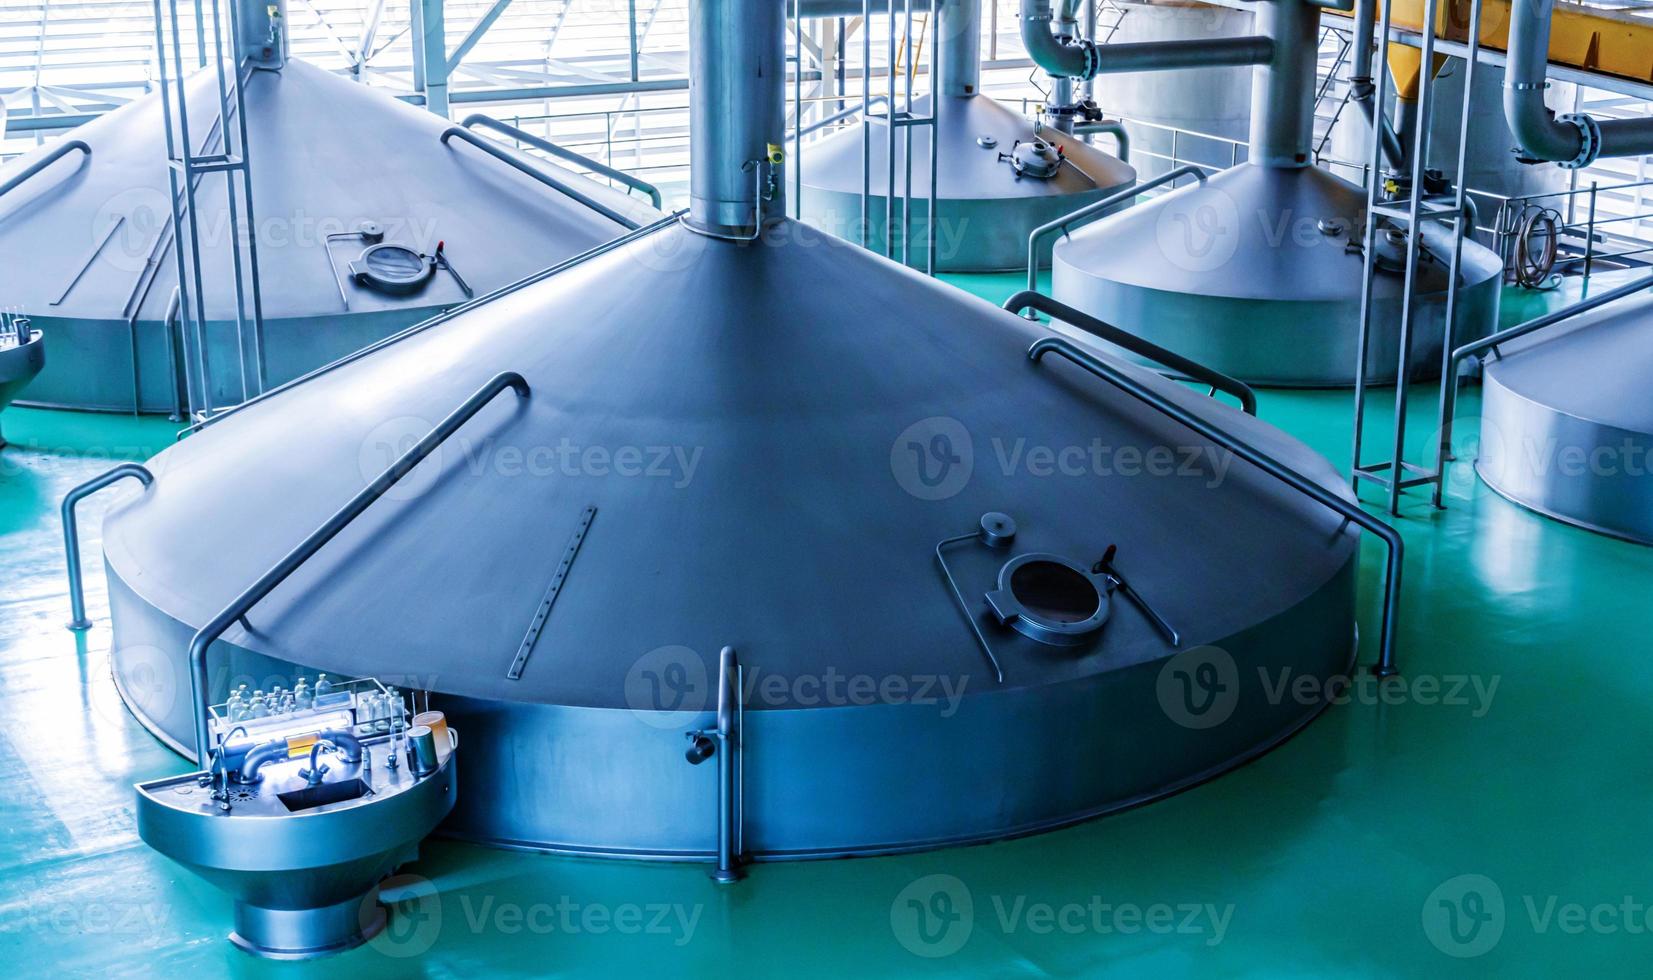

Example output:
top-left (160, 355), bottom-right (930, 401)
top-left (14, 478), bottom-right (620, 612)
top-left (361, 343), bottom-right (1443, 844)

top-left (796, 93), bottom-right (1137, 271)
top-left (1477, 290), bottom-right (1653, 545)
top-left (1051, 163), bottom-right (1504, 386)
top-left (104, 217), bottom-right (1363, 857)
top-left (0, 60), bottom-right (650, 414)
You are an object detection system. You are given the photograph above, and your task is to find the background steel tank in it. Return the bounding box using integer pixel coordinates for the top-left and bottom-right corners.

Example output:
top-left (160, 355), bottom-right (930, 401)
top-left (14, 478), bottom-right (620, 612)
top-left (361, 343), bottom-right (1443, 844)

top-left (101, 0), bottom-right (1372, 860)
top-left (796, 0), bottom-right (1136, 271)
top-left (0, 323), bottom-right (45, 447)
top-left (0, 57), bottom-right (654, 416)
top-left (1475, 287), bottom-right (1653, 545)
top-left (1094, 0), bottom-right (1257, 181)
top-left (1051, 0), bottom-right (1503, 387)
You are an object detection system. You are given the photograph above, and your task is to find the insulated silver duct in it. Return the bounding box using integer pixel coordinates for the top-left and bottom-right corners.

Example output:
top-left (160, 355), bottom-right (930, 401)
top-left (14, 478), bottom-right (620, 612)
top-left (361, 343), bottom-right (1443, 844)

top-left (687, 0), bottom-right (788, 237)
top-left (1504, 0), bottom-right (1653, 167)
top-left (941, 0), bottom-right (982, 96)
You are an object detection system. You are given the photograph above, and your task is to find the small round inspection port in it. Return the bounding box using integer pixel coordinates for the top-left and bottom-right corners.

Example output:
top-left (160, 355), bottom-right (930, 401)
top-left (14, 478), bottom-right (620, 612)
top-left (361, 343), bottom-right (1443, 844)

top-left (983, 553), bottom-right (1113, 647)
top-left (1010, 559), bottom-right (1100, 624)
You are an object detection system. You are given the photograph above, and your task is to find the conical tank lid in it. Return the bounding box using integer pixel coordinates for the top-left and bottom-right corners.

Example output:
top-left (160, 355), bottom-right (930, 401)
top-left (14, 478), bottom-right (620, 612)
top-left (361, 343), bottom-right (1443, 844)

top-left (106, 219), bottom-right (1359, 707)
top-left (0, 60), bottom-right (654, 325)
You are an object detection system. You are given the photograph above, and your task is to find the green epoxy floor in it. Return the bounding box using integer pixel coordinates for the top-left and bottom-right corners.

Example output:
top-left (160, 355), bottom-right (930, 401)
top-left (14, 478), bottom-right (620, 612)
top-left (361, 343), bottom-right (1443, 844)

top-left (2, 275), bottom-right (1651, 977)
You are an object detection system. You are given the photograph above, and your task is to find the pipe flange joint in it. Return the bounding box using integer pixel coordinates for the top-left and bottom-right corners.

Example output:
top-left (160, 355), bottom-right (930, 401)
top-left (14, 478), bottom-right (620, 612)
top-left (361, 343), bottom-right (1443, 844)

top-left (1079, 40), bottom-right (1100, 81)
top-left (1557, 113), bottom-right (1601, 170)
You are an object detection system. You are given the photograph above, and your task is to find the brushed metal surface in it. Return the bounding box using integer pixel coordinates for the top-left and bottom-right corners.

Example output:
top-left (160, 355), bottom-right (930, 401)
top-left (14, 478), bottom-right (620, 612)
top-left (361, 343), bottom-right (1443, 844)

top-left (1477, 292), bottom-right (1653, 544)
top-left (0, 60), bottom-right (649, 412)
top-left (797, 93), bottom-right (1137, 270)
top-left (1052, 163), bottom-right (1504, 386)
top-left (106, 218), bottom-right (1363, 855)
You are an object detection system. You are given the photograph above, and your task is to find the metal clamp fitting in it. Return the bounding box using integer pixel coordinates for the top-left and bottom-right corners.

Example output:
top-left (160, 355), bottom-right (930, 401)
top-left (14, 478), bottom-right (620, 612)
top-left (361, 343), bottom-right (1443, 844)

top-left (1557, 113), bottom-right (1602, 170)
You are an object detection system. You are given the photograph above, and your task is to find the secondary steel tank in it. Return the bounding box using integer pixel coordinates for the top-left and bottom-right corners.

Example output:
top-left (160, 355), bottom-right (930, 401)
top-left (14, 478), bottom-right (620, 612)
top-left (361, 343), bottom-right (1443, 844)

top-left (1051, 0), bottom-right (1503, 387)
top-left (795, 0), bottom-right (1136, 271)
top-left (1476, 285), bottom-right (1653, 545)
top-left (0, 58), bottom-right (653, 415)
top-left (101, 0), bottom-right (1377, 860)
top-left (1097, 0), bottom-right (1256, 181)
top-left (0, 323), bottom-right (45, 446)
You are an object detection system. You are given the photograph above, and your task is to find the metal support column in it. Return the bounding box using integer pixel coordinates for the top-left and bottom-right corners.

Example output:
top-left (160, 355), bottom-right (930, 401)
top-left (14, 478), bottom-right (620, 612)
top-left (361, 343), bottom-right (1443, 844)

top-left (411, 0), bottom-right (450, 118)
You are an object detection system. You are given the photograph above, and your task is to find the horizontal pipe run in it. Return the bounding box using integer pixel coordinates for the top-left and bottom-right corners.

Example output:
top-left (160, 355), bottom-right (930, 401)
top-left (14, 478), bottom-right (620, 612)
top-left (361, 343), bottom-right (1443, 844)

top-left (1020, 0), bottom-right (1270, 81)
top-left (1005, 291), bottom-right (1258, 416)
top-left (461, 113), bottom-right (664, 209)
top-left (0, 139), bottom-right (90, 204)
top-left (1028, 337), bottom-right (1404, 677)
top-left (61, 463), bottom-right (155, 631)
top-left (186, 371), bottom-right (532, 761)
top-left (1025, 164), bottom-right (1206, 295)
top-left (441, 126), bottom-right (641, 229)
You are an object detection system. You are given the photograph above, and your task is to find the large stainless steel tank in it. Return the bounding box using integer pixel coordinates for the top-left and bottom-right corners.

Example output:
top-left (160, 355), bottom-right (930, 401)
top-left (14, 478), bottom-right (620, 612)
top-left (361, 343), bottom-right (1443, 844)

top-left (0, 59), bottom-right (650, 415)
top-left (797, 93), bottom-right (1137, 270)
top-left (101, 216), bottom-right (1367, 857)
top-left (1051, 0), bottom-right (1503, 387)
top-left (795, 0), bottom-right (1136, 271)
top-left (1477, 289), bottom-right (1653, 545)
top-left (1052, 163), bottom-right (1505, 386)
top-left (101, 0), bottom-right (1371, 860)
top-left (1096, 0), bottom-right (1257, 181)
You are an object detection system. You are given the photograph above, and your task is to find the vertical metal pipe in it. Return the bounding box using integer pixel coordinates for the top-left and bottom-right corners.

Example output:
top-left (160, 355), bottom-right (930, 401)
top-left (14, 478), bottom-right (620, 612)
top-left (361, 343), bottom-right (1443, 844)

top-left (861, 0), bottom-right (871, 246)
top-left (940, 0), bottom-right (980, 96)
top-left (926, 0), bottom-right (938, 275)
top-left (712, 645), bottom-right (741, 884)
top-left (206, 0), bottom-right (254, 403)
top-left (687, 0), bottom-right (787, 236)
top-left (794, 0), bottom-right (803, 219)
top-left (885, 0), bottom-right (897, 257)
top-left (1249, 0), bottom-right (1319, 168)
top-left (1384, 0), bottom-right (1441, 518)
top-left (1430, 0), bottom-right (1482, 510)
top-left (1350, 0), bottom-right (1395, 488)
top-left (902, 0), bottom-right (914, 266)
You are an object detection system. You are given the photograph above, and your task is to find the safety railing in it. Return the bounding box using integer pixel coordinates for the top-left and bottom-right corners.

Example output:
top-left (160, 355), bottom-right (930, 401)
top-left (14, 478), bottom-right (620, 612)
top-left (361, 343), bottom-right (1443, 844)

top-left (458, 114), bottom-right (664, 210)
top-left (61, 463), bottom-right (155, 631)
top-left (1433, 271), bottom-right (1653, 505)
top-left (0, 139), bottom-right (90, 205)
top-left (185, 370), bottom-right (531, 759)
top-left (176, 210), bottom-right (684, 440)
top-left (440, 124), bottom-right (643, 230)
top-left (1024, 164), bottom-right (1206, 295)
top-left (1004, 290), bottom-right (1257, 416)
top-left (1028, 336), bottom-right (1404, 677)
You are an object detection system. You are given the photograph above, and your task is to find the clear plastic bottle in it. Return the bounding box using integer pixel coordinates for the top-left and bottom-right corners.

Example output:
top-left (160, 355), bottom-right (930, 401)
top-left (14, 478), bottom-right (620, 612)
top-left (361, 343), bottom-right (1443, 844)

top-left (249, 692), bottom-right (270, 719)
top-left (314, 673), bottom-right (333, 698)
top-left (293, 677), bottom-right (312, 711)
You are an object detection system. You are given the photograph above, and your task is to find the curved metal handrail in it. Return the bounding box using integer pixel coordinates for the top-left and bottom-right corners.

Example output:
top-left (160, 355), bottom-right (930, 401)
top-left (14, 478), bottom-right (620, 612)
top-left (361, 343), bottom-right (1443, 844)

top-left (176, 210), bottom-right (683, 440)
top-left (61, 463), bottom-right (155, 630)
top-left (460, 114), bottom-right (663, 210)
top-left (1024, 164), bottom-right (1206, 297)
top-left (1004, 290), bottom-right (1257, 416)
top-left (441, 124), bottom-right (641, 229)
top-left (1028, 336), bottom-right (1404, 677)
top-left (0, 139), bottom-right (90, 206)
top-left (185, 371), bottom-right (531, 759)
top-left (1434, 271), bottom-right (1653, 502)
